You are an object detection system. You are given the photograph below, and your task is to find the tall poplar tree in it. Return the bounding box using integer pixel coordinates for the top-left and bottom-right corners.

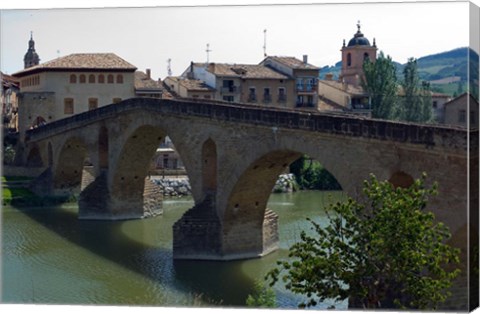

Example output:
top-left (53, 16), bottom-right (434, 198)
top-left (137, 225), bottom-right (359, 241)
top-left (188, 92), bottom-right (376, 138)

top-left (361, 52), bottom-right (398, 120)
top-left (400, 58), bottom-right (433, 123)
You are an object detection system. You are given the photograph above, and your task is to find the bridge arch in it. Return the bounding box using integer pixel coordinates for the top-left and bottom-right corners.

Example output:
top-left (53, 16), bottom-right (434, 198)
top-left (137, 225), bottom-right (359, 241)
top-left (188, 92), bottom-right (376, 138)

top-left (202, 138), bottom-right (217, 195)
top-left (26, 144), bottom-right (44, 167)
top-left (53, 137), bottom-right (89, 192)
top-left (389, 170), bottom-right (414, 188)
top-left (47, 142), bottom-right (53, 167)
top-left (221, 149), bottom-right (303, 257)
top-left (111, 125), bottom-right (164, 199)
top-left (98, 125), bottom-right (108, 169)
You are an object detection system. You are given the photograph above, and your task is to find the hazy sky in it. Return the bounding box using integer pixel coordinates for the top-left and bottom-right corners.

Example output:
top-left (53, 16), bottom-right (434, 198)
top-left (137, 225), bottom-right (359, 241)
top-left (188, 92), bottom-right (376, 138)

top-left (0, 0), bottom-right (475, 80)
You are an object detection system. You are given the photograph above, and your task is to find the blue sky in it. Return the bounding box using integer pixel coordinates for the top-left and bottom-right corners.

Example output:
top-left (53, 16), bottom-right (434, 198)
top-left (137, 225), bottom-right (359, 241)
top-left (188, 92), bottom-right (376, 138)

top-left (0, 0), bottom-right (476, 80)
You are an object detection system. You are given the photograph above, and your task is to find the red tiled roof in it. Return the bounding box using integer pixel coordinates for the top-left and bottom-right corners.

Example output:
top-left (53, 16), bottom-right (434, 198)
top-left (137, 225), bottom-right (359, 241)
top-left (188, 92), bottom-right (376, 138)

top-left (13, 53), bottom-right (137, 77)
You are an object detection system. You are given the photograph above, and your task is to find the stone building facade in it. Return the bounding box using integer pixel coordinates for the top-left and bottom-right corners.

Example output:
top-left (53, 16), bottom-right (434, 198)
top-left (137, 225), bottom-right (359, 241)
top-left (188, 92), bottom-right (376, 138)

top-left (13, 52), bottom-right (138, 136)
top-left (443, 92), bottom-right (479, 128)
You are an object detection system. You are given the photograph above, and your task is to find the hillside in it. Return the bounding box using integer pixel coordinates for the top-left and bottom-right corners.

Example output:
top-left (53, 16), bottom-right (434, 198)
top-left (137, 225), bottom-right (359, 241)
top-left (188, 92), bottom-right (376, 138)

top-left (318, 47), bottom-right (479, 97)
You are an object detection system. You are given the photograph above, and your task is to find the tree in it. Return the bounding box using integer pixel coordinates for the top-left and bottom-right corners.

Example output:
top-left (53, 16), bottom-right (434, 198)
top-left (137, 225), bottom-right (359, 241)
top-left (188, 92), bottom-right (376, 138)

top-left (400, 58), bottom-right (433, 122)
top-left (289, 155), bottom-right (341, 190)
top-left (361, 51), bottom-right (399, 120)
top-left (266, 173), bottom-right (460, 310)
top-left (245, 280), bottom-right (276, 308)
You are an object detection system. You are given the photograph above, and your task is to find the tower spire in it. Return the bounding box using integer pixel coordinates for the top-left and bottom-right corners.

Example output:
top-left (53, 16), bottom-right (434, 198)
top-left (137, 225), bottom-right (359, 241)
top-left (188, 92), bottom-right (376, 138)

top-left (24, 32), bottom-right (40, 69)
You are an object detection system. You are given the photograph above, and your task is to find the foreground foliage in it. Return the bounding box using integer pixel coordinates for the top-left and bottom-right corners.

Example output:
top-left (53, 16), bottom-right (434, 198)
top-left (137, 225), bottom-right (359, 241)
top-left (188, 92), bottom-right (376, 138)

top-left (267, 174), bottom-right (460, 310)
top-left (245, 280), bottom-right (276, 308)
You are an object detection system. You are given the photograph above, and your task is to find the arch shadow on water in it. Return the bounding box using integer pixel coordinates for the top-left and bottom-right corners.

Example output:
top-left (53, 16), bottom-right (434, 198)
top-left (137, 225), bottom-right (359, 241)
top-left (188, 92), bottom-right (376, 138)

top-left (6, 201), bottom-right (257, 307)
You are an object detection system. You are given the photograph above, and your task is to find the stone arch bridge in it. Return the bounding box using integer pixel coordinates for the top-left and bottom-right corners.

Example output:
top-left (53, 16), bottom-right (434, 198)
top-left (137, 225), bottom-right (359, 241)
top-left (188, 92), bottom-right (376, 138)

top-left (21, 97), bottom-right (476, 265)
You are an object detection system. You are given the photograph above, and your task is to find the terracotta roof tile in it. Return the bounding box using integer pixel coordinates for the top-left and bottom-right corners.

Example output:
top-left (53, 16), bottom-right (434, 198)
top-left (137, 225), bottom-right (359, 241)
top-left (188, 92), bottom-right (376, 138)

top-left (135, 71), bottom-right (163, 90)
top-left (265, 56), bottom-right (319, 70)
top-left (194, 63), bottom-right (289, 79)
top-left (13, 53), bottom-right (137, 77)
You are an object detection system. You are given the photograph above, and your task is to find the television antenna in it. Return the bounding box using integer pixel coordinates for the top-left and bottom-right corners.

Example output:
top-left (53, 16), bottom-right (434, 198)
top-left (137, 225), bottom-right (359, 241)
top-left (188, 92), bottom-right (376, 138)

top-left (167, 58), bottom-right (172, 76)
top-left (263, 29), bottom-right (267, 57)
top-left (206, 43), bottom-right (212, 64)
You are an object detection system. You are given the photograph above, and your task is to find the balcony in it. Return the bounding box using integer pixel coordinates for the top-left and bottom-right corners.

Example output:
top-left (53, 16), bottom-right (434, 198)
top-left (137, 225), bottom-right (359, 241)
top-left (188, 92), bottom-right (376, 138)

top-left (296, 84), bottom-right (317, 92)
top-left (248, 95), bottom-right (257, 102)
top-left (278, 94), bottom-right (287, 103)
top-left (296, 102), bottom-right (315, 108)
top-left (221, 86), bottom-right (238, 93)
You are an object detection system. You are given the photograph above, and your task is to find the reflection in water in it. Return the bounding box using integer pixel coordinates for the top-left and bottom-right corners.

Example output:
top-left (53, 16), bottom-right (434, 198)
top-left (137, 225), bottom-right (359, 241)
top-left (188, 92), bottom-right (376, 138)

top-left (2, 191), bottom-right (346, 308)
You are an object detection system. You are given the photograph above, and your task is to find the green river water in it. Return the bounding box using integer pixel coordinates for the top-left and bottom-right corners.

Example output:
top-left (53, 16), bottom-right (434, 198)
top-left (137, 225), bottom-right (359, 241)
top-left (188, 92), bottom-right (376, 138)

top-left (2, 190), bottom-right (347, 309)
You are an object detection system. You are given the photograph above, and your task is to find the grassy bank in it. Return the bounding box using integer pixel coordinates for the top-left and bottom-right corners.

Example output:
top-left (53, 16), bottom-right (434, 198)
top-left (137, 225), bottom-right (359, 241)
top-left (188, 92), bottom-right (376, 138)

top-left (2, 176), bottom-right (74, 207)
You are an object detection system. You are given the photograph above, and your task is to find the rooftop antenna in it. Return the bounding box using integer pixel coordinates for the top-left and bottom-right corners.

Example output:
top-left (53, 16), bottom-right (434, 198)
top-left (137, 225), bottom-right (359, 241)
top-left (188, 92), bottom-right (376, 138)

top-left (206, 43), bottom-right (212, 64)
top-left (167, 58), bottom-right (172, 76)
top-left (57, 50), bottom-right (60, 58)
top-left (263, 29), bottom-right (267, 57)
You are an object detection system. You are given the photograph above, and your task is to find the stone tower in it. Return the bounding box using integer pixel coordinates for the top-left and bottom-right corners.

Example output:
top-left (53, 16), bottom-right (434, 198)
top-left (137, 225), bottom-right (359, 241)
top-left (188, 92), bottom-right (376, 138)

top-left (24, 32), bottom-right (40, 69)
top-left (340, 22), bottom-right (377, 87)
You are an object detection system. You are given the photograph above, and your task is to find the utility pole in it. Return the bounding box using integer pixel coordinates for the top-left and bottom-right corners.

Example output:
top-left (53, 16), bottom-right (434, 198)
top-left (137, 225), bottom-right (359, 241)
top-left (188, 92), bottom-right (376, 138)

top-left (263, 29), bottom-right (267, 57)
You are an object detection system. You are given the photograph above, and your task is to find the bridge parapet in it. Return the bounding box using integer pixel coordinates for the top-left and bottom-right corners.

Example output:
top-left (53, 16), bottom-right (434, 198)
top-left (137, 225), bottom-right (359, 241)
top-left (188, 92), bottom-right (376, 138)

top-left (25, 97), bottom-right (475, 154)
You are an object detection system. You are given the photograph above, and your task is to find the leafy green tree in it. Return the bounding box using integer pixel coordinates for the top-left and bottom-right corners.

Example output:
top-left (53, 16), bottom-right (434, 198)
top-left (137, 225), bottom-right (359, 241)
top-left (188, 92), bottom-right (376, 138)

top-left (245, 280), bottom-right (276, 308)
top-left (361, 51), bottom-right (399, 120)
top-left (400, 58), bottom-right (433, 122)
top-left (267, 173), bottom-right (460, 310)
top-left (290, 156), bottom-right (341, 190)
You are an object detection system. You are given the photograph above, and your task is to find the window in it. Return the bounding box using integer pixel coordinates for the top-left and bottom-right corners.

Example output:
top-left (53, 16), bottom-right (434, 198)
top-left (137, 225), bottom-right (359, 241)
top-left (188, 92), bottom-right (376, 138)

top-left (79, 74), bottom-right (86, 83)
top-left (432, 101), bottom-right (438, 109)
top-left (116, 75), bottom-right (123, 84)
top-left (459, 110), bottom-right (466, 123)
top-left (471, 111), bottom-right (476, 124)
top-left (296, 78), bottom-right (303, 90)
top-left (307, 95), bottom-right (314, 107)
top-left (223, 96), bottom-right (234, 102)
top-left (64, 98), bottom-right (74, 114)
top-left (88, 98), bottom-right (98, 110)
top-left (364, 53), bottom-right (370, 61)
top-left (297, 95), bottom-right (304, 107)
top-left (263, 88), bottom-right (271, 103)
top-left (98, 74), bottom-right (105, 84)
top-left (107, 74), bottom-right (114, 84)
top-left (278, 87), bottom-right (286, 102)
top-left (347, 53), bottom-right (352, 67)
top-left (112, 98), bottom-right (122, 104)
top-left (248, 87), bottom-right (256, 102)
top-left (70, 75), bottom-right (77, 84)
top-left (88, 74), bottom-right (96, 83)
top-left (222, 80), bottom-right (235, 92)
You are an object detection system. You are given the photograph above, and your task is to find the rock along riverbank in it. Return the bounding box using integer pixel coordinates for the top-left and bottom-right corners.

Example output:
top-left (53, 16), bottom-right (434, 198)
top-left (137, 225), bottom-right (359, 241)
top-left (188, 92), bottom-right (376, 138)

top-left (151, 173), bottom-right (298, 197)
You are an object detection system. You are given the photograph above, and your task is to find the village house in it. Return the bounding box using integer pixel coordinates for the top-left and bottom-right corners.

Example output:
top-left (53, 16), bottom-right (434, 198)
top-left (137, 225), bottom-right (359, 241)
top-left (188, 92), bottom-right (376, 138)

top-left (443, 92), bottom-right (479, 128)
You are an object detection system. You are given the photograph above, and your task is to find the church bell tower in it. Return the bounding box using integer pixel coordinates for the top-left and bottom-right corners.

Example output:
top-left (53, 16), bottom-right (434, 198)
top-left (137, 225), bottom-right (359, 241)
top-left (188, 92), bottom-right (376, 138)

top-left (24, 32), bottom-right (40, 69)
top-left (340, 22), bottom-right (377, 87)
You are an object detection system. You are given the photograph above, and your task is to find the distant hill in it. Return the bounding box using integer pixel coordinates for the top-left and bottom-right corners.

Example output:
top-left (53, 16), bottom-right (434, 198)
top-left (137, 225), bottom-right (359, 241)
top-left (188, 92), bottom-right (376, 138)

top-left (318, 47), bottom-right (478, 97)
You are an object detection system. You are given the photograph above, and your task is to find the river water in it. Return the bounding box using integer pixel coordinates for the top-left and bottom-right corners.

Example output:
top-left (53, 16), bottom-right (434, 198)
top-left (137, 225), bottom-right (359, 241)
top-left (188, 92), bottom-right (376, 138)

top-left (2, 190), bottom-right (347, 309)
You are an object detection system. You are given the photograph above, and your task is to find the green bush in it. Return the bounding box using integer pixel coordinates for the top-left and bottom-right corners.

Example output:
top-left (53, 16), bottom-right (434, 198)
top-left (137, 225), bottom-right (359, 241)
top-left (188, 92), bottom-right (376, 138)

top-left (290, 156), bottom-right (341, 190)
top-left (267, 173), bottom-right (460, 310)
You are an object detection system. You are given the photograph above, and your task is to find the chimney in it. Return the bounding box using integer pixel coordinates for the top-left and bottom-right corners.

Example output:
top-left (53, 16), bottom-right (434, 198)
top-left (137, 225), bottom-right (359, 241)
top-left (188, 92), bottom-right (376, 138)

top-left (303, 55), bottom-right (308, 64)
top-left (187, 61), bottom-right (194, 79)
top-left (146, 69), bottom-right (151, 79)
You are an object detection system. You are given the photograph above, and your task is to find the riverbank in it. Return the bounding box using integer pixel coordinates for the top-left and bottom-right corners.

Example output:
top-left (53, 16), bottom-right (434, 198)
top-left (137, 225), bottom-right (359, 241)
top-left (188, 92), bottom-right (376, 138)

top-left (2, 176), bottom-right (75, 207)
top-left (151, 173), bottom-right (299, 197)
